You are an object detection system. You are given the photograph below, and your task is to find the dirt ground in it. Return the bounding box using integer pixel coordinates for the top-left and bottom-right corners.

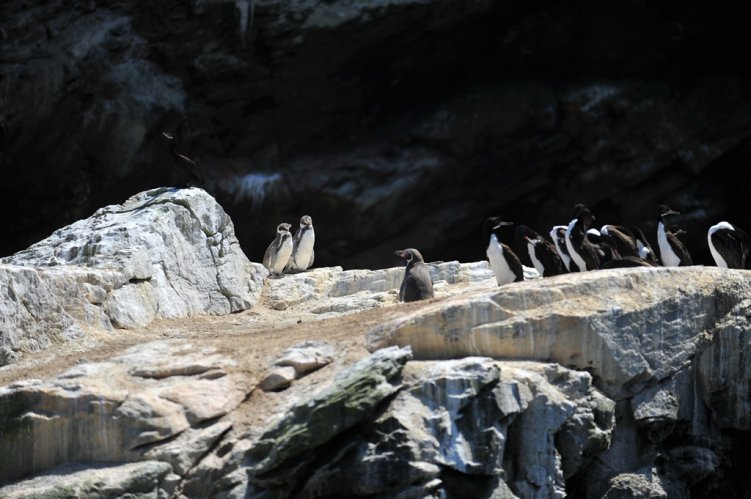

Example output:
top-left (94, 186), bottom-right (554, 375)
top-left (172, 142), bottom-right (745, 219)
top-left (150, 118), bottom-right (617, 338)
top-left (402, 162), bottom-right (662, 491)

top-left (0, 289), bottom-right (426, 388)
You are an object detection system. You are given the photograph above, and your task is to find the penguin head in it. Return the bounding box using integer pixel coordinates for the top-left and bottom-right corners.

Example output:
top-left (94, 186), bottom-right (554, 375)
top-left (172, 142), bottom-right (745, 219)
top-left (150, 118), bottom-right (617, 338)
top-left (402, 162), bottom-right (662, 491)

top-left (657, 204), bottom-right (679, 218)
top-left (484, 216), bottom-right (513, 237)
top-left (395, 248), bottom-right (425, 264)
top-left (300, 215), bottom-right (313, 228)
top-left (572, 204), bottom-right (595, 228)
top-left (277, 222), bottom-right (292, 234)
top-left (515, 225), bottom-right (538, 244)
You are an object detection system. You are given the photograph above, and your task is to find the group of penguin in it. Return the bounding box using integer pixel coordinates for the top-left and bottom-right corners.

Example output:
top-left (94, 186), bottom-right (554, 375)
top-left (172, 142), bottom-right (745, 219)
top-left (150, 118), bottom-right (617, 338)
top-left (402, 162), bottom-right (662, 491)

top-left (484, 203), bottom-right (750, 286)
top-left (263, 216), bottom-right (316, 274)
top-left (263, 203), bottom-right (750, 304)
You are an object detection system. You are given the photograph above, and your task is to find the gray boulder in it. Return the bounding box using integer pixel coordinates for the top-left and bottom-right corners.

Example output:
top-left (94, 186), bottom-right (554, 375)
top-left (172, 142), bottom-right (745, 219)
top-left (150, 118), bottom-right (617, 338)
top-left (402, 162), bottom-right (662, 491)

top-left (0, 188), bottom-right (267, 365)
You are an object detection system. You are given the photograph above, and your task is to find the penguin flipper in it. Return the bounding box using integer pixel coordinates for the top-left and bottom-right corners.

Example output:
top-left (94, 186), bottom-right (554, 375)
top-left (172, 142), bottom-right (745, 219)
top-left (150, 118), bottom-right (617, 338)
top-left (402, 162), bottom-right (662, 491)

top-left (505, 246), bottom-right (525, 282)
top-left (262, 244), bottom-right (274, 271)
top-left (667, 232), bottom-right (692, 266)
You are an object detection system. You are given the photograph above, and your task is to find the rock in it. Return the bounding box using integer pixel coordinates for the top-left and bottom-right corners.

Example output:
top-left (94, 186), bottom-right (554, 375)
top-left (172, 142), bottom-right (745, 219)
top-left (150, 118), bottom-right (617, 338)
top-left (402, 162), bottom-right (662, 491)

top-left (0, 461), bottom-right (175, 499)
top-left (697, 299), bottom-right (751, 430)
top-left (274, 340), bottom-right (335, 376)
top-left (0, 340), bottom-right (252, 484)
top-left (293, 359), bottom-right (612, 498)
top-left (260, 366), bottom-right (297, 392)
top-left (366, 267), bottom-right (751, 399)
top-left (0, 188), bottom-right (266, 364)
top-left (144, 421), bottom-right (232, 476)
top-left (602, 472), bottom-right (668, 499)
top-left (247, 346), bottom-right (412, 494)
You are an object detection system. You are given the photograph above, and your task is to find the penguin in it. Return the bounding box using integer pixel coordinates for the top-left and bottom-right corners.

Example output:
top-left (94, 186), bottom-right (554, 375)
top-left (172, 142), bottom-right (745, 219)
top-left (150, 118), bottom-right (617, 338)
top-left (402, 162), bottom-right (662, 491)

top-left (600, 225), bottom-right (640, 259)
top-left (515, 225), bottom-right (566, 277)
top-left (656, 205), bottom-right (692, 267)
top-left (395, 248), bottom-right (434, 302)
top-left (631, 225), bottom-right (660, 264)
top-left (285, 215), bottom-right (315, 273)
top-left (708, 221), bottom-right (751, 269)
top-left (550, 225), bottom-right (577, 272)
top-left (565, 204), bottom-right (600, 271)
top-left (485, 217), bottom-right (524, 285)
top-left (162, 131), bottom-right (206, 187)
top-left (263, 223), bottom-right (293, 275)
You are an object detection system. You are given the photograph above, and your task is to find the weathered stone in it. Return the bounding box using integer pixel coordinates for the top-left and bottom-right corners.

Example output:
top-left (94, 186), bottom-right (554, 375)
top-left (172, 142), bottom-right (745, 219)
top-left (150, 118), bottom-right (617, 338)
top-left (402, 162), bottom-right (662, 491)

top-left (0, 188), bottom-right (267, 364)
top-left (0, 461), bottom-right (175, 499)
top-left (0, 340), bottom-right (251, 484)
top-left (602, 472), bottom-right (669, 499)
top-left (367, 267), bottom-right (751, 399)
top-left (144, 421), bottom-right (232, 476)
top-left (248, 346), bottom-right (412, 492)
top-left (260, 366), bottom-right (297, 392)
top-left (274, 340), bottom-right (335, 376)
top-left (697, 299), bottom-right (751, 430)
top-left (294, 359), bottom-right (612, 499)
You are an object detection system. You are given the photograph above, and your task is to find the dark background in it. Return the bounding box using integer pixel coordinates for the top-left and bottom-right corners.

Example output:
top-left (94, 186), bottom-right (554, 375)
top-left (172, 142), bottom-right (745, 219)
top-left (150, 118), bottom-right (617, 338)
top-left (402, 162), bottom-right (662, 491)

top-left (2, 0), bottom-right (750, 269)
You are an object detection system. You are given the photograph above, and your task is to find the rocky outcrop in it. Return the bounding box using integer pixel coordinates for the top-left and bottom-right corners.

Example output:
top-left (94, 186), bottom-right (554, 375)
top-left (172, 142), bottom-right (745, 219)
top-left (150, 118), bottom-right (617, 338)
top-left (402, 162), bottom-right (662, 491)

top-left (3, 1), bottom-right (751, 269)
top-left (367, 266), bottom-right (751, 497)
top-left (0, 187), bottom-right (266, 365)
top-left (0, 340), bottom-right (245, 484)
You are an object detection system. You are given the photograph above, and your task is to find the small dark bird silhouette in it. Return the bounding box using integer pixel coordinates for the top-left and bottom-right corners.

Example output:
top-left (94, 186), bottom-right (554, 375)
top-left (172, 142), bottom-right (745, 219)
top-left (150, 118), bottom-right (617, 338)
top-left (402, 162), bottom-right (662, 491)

top-left (395, 248), bottom-right (434, 302)
top-left (162, 131), bottom-right (206, 187)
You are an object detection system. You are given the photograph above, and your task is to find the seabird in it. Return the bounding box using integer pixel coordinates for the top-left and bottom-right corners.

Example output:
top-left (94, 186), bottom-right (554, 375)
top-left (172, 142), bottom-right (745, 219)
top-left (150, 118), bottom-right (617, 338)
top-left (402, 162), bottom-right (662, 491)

top-left (515, 225), bottom-right (566, 277)
top-left (395, 248), bottom-right (434, 302)
top-left (631, 225), bottom-right (659, 264)
top-left (708, 221), bottom-right (750, 269)
top-left (600, 225), bottom-right (640, 259)
top-left (550, 225), bottom-right (577, 272)
top-left (285, 215), bottom-right (315, 273)
top-left (656, 205), bottom-right (692, 266)
top-left (565, 204), bottom-right (600, 271)
top-left (485, 217), bottom-right (524, 285)
top-left (162, 131), bottom-right (206, 187)
top-left (263, 223), bottom-right (293, 275)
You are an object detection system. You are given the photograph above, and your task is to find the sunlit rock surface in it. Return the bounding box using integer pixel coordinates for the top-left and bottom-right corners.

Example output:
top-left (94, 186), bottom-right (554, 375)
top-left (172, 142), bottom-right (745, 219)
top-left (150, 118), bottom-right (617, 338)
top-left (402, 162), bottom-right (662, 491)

top-left (0, 188), bottom-right (267, 365)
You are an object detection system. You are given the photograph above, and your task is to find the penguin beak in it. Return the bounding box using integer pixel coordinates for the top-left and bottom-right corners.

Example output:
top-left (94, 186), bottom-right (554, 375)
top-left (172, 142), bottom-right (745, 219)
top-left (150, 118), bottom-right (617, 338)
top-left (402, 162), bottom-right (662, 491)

top-left (493, 221), bottom-right (513, 230)
top-left (394, 250), bottom-right (406, 258)
top-left (667, 209), bottom-right (680, 216)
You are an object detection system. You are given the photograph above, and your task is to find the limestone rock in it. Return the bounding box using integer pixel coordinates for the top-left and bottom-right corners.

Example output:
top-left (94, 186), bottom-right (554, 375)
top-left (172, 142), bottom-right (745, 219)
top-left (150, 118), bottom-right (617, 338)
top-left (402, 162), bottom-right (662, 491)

top-left (698, 299), bottom-right (751, 430)
top-left (0, 461), bottom-right (175, 499)
top-left (260, 366), bottom-right (297, 392)
top-left (0, 340), bottom-right (252, 484)
top-left (0, 188), bottom-right (266, 364)
top-left (247, 346), bottom-right (413, 493)
top-left (367, 267), bottom-right (751, 399)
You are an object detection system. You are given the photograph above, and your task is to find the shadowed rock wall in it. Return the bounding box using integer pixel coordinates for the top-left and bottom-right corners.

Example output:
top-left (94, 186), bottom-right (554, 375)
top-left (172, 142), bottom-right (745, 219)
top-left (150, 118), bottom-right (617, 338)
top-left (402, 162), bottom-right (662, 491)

top-left (2, 0), bottom-right (751, 268)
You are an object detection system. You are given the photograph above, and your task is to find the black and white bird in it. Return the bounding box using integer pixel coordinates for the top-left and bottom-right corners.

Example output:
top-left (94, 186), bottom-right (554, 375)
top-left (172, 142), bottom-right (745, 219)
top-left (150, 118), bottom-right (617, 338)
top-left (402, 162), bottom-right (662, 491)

top-left (162, 132), bottom-right (206, 187)
top-left (600, 225), bottom-right (640, 259)
top-left (565, 204), bottom-right (600, 271)
top-left (485, 217), bottom-right (524, 285)
top-left (515, 225), bottom-right (566, 277)
top-left (631, 225), bottom-right (660, 265)
top-left (285, 215), bottom-right (315, 273)
top-left (550, 225), bottom-right (577, 272)
top-left (656, 205), bottom-right (692, 267)
top-left (395, 248), bottom-right (434, 302)
top-left (708, 221), bottom-right (750, 269)
top-left (263, 223), bottom-right (293, 275)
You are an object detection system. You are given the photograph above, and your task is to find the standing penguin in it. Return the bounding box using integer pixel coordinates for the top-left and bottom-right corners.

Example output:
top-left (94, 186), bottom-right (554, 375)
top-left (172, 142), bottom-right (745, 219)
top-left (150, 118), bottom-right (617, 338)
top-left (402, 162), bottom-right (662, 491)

top-left (550, 225), bottom-right (577, 272)
top-left (263, 223), bottom-right (293, 275)
top-left (515, 225), bottom-right (566, 277)
top-left (708, 221), bottom-right (750, 269)
top-left (162, 132), bottom-right (206, 187)
top-left (656, 205), bottom-right (692, 266)
top-left (285, 215), bottom-right (315, 273)
top-left (395, 248), bottom-right (434, 302)
top-left (485, 217), bottom-right (524, 285)
top-left (565, 204), bottom-right (600, 271)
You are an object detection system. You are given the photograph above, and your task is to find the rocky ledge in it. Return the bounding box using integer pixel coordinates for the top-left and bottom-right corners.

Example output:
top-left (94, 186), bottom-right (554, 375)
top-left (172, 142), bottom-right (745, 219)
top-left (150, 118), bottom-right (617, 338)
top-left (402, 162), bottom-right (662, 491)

top-left (1, 189), bottom-right (751, 498)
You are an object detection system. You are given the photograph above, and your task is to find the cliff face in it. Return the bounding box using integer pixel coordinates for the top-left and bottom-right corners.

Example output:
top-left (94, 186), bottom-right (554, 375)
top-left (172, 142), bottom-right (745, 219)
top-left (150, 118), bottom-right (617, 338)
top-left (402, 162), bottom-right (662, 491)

top-left (3, 1), bottom-right (751, 268)
top-left (2, 189), bottom-right (751, 498)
